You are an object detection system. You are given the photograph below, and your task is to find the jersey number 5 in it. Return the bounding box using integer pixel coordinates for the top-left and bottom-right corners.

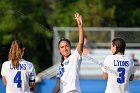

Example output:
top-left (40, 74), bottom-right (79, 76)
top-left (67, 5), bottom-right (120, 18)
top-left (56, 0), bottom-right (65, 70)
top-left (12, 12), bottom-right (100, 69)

top-left (14, 71), bottom-right (22, 88)
top-left (117, 67), bottom-right (125, 84)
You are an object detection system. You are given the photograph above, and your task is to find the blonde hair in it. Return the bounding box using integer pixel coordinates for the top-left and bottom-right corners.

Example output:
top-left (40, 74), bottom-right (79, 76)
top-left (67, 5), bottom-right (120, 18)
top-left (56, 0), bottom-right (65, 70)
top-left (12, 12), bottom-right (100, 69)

top-left (8, 40), bottom-right (24, 69)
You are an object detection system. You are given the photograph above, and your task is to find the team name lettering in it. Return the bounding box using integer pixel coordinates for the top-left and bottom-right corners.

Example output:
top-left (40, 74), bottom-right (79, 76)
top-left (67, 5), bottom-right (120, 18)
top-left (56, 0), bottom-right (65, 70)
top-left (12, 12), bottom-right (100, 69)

top-left (114, 60), bottom-right (129, 67)
top-left (10, 64), bottom-right (26, 70)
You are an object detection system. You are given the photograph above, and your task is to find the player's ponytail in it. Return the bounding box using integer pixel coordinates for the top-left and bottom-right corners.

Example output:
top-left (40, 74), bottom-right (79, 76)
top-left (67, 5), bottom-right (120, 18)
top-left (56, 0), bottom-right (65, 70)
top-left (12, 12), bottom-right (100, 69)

top-left (61, 56), bottom-right (64, 66)
top-left (8, 40), bottom-right (24, 69)
top-left (112, 38), bottom-right (126, 55)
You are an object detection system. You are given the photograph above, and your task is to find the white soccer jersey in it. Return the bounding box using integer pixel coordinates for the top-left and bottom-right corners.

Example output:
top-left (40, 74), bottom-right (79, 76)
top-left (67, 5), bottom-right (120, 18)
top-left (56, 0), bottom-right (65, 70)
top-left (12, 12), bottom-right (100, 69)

top-left (1, 59), bottom-right (36, 93)
top-left (102, 55), bottom-right (135, 93)
top-left (57, 49), bottom-right (82, 93)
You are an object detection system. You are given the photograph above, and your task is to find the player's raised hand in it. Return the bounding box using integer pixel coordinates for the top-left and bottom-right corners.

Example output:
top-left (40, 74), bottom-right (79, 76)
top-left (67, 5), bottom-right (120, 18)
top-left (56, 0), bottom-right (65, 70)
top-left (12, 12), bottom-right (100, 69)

top-left (75, 13), bottom-right (82, 26)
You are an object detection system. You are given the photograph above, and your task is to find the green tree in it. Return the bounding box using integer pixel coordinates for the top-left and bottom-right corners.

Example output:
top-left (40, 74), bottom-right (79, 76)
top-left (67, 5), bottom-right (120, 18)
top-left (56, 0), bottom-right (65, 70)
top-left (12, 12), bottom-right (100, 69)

top-left (48, 0), bottom-right (116, 44)
top-left (48, 0), bottom-right (140, 45)
top-left (103, 0), bottom-right (140, 43)
top-left (0, 0), bottom-right (55, 72)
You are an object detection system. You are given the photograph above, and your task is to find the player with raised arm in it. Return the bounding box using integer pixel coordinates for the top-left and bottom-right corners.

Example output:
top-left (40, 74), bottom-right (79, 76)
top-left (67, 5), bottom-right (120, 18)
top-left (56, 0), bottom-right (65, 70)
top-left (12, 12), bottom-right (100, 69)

top-left (1, 40), bottom-right (36, 93)
top-left (53, 13), bottom-right (84, 93)
top-left (102, 38), bottom-right (135, 93)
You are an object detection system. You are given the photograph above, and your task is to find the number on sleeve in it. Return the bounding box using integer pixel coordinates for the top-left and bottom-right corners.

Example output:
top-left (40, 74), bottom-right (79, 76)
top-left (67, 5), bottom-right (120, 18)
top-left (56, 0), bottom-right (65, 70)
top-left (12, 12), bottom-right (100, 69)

top-left (14, 71), bottom-right (22, 88)
top-left (117, 67), bottom-right (125, 84)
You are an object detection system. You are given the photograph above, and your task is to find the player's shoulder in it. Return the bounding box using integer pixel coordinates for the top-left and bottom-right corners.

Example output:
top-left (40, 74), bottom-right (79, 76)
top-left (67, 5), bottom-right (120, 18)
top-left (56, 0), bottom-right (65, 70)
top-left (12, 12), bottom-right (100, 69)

top-left (123, 55), bottom-right (131, 59)
top-left (71, 48), bottom-right (81, 57)
top-left (105, 55), bottom-right (114, 59)
top-left (123, 55), bottom-right (134, 62)
top-left (106, 54), bottom-right (125, 58)
top-left (20, 59), bottom-right (34, 66)
top-left (20, 59), bottom-right (34, 70)
top-left (2, 60), bottom-right (11, 66)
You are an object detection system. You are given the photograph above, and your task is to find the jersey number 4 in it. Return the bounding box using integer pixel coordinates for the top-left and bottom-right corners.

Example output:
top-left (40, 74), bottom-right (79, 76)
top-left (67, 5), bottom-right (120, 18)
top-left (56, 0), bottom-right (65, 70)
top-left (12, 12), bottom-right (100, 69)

top-left (14, 71), bottom-right (22, 88)
top-left (117, 67), bottom-right (125, 84)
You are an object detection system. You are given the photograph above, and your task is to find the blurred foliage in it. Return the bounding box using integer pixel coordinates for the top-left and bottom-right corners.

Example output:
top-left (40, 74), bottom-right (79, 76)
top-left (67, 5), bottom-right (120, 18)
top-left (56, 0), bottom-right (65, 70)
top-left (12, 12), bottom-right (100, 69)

top-left (48, 0), bottom-right (140, 43)
top-left (0, 0), bottom-right (140, 73)
top-left (0, 0), bottom-right (54, 73)
top-left (48, 0), bottom-right (117, 27)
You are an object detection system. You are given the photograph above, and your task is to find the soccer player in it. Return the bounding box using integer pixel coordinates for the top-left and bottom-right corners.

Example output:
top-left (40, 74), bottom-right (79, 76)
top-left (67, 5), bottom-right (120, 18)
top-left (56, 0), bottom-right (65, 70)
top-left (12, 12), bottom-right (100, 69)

top-left (53, 13), bottom-right (84, 93)
top-left (102, 38), bottom-right (135, 93)
top-left (1, 40), bottom-right (36, 93)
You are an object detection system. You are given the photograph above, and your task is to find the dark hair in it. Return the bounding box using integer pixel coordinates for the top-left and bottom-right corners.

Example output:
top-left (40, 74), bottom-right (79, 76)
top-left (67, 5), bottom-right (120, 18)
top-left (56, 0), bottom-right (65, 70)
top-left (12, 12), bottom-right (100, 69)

top-left (8, 40), bottom-right (24, 69)
top-left (112, 38), bottom-right (126, 55)
top-left (58, 38), bottom-right (71, 66)
top-left (58, 38), bottom-right (71, 48)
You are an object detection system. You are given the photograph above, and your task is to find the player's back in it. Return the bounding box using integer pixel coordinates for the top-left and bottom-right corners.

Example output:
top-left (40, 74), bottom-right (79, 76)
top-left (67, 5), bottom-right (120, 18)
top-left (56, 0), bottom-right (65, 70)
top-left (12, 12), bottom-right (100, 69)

top-left (104, 55), bottom-right (134, 93)
top-left (1, 59), bottom-right (35, 93)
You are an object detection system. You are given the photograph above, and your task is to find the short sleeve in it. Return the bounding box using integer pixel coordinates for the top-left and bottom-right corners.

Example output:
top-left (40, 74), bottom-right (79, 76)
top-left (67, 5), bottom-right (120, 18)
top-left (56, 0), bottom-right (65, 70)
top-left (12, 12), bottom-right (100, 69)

top-left (29, 64), bottom-right (36, 82)
top-left (130, 60), bottom-right (135, 74)
top-left (56, 68), bottom-right (60, 79)
top-left (1, 63), bottom-right (5, 76)
top-left (102, 56), bottom-right (109, 73)
top-left (56, 65), bottom-right (65, 79)
top-left (74, 49), bottom-right (82, 62)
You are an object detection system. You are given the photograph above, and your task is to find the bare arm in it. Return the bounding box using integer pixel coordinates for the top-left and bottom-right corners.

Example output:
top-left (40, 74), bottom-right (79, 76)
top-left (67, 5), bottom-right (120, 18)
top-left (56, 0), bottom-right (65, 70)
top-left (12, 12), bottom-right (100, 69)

top-left (102, 72), bottom-right (108, 80)
top-left (75, 13), bottom-right (84, 56)
top-left (129, 74), bottom-right (134, 81)
top-left (2, 76), bottom-right (7, 86)
top-left (53, 79), bottom-right (60, 93)
top-left (29, 82), bottom-right (35, 88)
